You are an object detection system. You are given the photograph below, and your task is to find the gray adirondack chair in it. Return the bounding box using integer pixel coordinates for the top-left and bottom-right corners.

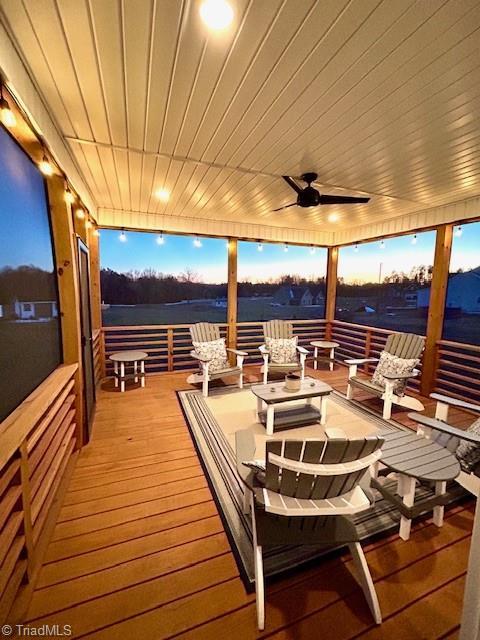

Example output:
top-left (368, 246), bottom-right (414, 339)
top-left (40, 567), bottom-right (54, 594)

top-left (409, 393), bottom-right (480, 640)
top-left (346, 332), bottom-right (425, 420)
top-left (236, 428), bottom-right (384, 630)
top-left (188, 323), bottom-right (247, 397)
top-left (259, 320), bottom-right (309, 384)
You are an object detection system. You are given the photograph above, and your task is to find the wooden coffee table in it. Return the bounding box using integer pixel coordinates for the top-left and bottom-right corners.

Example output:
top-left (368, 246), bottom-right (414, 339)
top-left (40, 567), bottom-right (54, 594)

top-left (251, 376), bottom-right (332, 435)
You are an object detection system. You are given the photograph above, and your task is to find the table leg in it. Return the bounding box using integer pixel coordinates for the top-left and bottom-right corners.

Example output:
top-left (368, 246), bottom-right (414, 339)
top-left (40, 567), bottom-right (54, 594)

top-left (255, 396), bottom-right (263, 422)
top-left (114, 361), bottom-right (118, 388)
top-left (134, 360), bottom-right (138, 383)
top-left (266, 405), bottom-right (274, 436)
top-left (329, 348), bottom-right (335, 372)
top-left (140, 360), bottom-right (145, 387)
top-left (320, 395), bottom-right (327, 425)
top-left (314, 346), bottom-right (318, 370)
top-left (120, 362), bottom-right (125, 393)
top-left (433, 481), bottom-right (447, 527)
top-left (399, 475), bottom-right (416, 541)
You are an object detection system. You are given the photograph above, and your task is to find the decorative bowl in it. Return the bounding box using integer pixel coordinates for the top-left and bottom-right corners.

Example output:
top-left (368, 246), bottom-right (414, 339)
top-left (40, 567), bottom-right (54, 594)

top-left (284, 372), bottom-right (301, 392)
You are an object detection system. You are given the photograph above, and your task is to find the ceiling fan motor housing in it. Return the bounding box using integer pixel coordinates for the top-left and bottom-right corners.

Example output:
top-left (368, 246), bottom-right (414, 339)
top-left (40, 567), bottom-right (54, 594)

top-left (297, 185), bottom-right (320, 207)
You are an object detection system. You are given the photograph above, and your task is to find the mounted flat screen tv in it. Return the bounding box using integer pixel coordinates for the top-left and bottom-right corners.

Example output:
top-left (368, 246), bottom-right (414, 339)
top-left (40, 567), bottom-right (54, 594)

top-left (0, 125), bottom-right (62, 422)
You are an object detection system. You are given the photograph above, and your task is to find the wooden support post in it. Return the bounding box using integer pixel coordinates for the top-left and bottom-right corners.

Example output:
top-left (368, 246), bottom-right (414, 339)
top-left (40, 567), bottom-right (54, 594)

top-left (227, 238), bottom-right (238, 365)
top-left (88, 227), bottom-right (105, 378)
top-left (167, 328), bottom-right (174, 371)
top-left (325, 246), bottom-right (338, 340)
top-left (47, 175), bottom-right (84, 448)
top-left (421, 225), bottom-right (453, 396)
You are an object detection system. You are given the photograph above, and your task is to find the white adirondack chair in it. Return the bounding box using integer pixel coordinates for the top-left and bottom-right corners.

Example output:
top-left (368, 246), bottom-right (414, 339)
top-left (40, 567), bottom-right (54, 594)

top-left (346, 332), bottom-right (425, 420)
top-left (409, 393), bottom-right (480, 640)
top-left (259, 320), bottom-right (309, 384)
top-left (235, 428), bottom-right (384, 630)
top-left (188, 322), bottom-right (247, 397)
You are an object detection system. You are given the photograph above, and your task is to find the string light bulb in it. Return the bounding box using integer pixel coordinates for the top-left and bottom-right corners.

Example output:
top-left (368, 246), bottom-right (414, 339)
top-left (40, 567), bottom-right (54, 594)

top-left (85, 219), bottom-right (92, 230)
top-left (75, 208), bottom-right (85, 220)
top-left (411, 234), bottom-right (417, 245)
top-left (94, 229), bottom-right (100, 237)
top-left (193, 236), bottom-right (202, 248)
top-left (119, 230), bottom-right (127, 242)
top-left (39, 154), bottom-right (53, 176)
top-left (284, 244), bottom-right (289, 252)
top-left (64, 185), bottom-right (75, 204)
top-left (380, 240), bottom-right (385, 250)
top-left (257, 242), bottom-right (263, 252)
top-left (455, 226), bottom-right (463, 237)
top-left (156, 233), bottom-right (165, 245)
top-left (354, 244), bottom-right (359, 252)
top-left (0, 84), bottom-right (16, 127)
top-left (310, 245), bottom-right (316, 255)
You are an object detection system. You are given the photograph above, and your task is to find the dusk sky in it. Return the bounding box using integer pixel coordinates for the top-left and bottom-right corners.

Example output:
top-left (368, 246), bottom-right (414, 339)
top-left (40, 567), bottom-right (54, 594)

top-left (100, 223), bottom-right (480, 285)
top-left (0, 126), bottom-right (55, 272)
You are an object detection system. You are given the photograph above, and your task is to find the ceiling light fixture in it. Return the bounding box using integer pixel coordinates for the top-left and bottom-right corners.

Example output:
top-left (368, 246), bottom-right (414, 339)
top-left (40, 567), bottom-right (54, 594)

top-left (157, 232), bottom-right (165, 245)
top-left (0, 84), bottom-right (16, 127)
top-left (119, 229), bottom-right (127, 242)
top-left (39, 154), bottom-right (53, 176)
top-left (200, 0), bottom-right (233, 30)
top-left (328, 212), bottom-right (339, 223)
top-left (455, 226), bottom-right (463, 237)
top-left (193, 237), bottom-right (202, 248)
top-left (411, 234), bottom-right (417, 245)
top-left (155, 188), bottom-right (170, 202)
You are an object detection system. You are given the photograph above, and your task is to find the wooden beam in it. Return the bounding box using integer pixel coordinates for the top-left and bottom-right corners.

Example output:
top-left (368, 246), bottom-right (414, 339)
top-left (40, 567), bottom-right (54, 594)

top-left (47, 175), bottom-right (84, 447)
top-left (88, 227), bottom-right (105, 379)
top-left (420, 224), bottom-right (453, 396)
top-left (325, 246), bottom-right (338, 339)
top-left (227, 238), bottom-right (238, 363)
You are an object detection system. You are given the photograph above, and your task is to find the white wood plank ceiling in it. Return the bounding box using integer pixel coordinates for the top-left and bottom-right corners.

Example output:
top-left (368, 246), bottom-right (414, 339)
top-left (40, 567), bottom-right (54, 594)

top-left (1, 0), bottom-right (479, 244)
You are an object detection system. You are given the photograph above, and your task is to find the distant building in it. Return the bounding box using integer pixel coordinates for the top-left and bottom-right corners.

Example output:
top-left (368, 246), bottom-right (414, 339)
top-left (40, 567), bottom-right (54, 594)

top-left (1, 299), bottom-right (58, 320)
top-left (273, 285), bottom-right (314, 306)
top-left (417, 267), bottom-right (480, 313)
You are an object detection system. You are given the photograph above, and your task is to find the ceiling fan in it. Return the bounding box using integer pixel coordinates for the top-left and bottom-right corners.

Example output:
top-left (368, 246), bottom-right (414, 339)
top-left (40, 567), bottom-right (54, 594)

top-left (272, 172), bottom-right (370, 211)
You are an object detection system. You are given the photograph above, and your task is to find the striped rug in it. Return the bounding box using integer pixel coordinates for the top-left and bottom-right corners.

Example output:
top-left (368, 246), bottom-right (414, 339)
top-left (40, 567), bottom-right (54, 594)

top-left (177, 384), bottom-right (465, 589)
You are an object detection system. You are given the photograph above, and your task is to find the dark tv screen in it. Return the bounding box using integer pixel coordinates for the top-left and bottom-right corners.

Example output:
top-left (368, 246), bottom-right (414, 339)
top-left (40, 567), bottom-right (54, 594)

top-left (0, 125), bottom-right (62, 422)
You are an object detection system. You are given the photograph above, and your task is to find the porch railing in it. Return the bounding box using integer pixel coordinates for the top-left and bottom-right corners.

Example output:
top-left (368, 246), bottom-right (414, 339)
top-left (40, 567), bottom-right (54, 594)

top-left (100, 319), bottom-right (479, 402)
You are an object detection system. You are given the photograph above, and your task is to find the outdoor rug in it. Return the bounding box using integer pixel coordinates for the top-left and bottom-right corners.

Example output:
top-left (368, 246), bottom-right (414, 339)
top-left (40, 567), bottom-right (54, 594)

top-left (177, 383), bottom-right (465, 589)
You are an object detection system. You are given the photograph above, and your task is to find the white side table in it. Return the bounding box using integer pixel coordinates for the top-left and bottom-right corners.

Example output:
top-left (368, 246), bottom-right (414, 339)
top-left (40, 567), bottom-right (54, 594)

top-left (109, 350), bottom-right (148, 392)
top-left (310, 340), bottom-right (339, 372)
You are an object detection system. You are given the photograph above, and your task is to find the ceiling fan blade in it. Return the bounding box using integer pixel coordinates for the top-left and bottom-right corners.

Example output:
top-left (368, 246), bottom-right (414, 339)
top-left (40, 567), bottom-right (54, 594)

top-left (272, 202), bottom-right (297, 212)
top-left (318, 195), bottom-right (370, 205)
top-left (282, 176), bottom-right (302, 194)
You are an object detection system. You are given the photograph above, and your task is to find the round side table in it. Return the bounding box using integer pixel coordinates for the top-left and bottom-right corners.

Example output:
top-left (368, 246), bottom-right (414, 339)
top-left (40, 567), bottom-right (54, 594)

top-left (109, 350), bottom-right (148, 392)
top-left (310, 340), bottom-right (339, 372)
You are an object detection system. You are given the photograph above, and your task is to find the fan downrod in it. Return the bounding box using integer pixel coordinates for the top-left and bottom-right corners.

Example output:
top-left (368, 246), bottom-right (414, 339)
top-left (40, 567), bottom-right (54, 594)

top-left (301, 172), bottom-right (318, 184)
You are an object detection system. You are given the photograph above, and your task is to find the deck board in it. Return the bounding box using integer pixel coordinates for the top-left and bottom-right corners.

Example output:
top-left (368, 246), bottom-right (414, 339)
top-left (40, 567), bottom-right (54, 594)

top-left (23, 365), bottom-right (474, 639)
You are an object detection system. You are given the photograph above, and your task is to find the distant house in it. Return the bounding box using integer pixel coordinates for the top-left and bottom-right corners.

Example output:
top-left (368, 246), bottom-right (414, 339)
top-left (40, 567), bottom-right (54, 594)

top-left (14, 299), bottom-right (58, 320)
top-left (417, 267), bottom-right (480, 313)
top-left (309, 285), bottom-right (325, 306)
top-left (214, 297), bottom-right (227, 308)
top-left (273, 285), bottom-right (313, 306)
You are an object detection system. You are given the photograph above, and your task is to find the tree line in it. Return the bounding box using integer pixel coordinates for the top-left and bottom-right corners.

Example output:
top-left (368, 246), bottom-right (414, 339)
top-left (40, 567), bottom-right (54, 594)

top-left (0, 266), bottom-right (57, 304)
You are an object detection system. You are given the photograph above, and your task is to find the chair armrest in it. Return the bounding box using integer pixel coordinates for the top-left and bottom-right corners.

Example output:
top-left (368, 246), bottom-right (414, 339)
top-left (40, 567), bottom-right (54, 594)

top-left (430, 393), bottom-right (480, 414)
top-left (190, 351), bottom-right (212, 362)
top-left (226, 348), bottom-right (248, 357)
top-left (345, 358), bottom-right (379, 365)
top-left (235, 429), bottom-right (257, 487)
top-left (325, 427), bottom-right (347, 439)
top-left (259, 344), bottom-right (269, 354)
top-left (382, 369), bottom-right (420, 381)
top-left (296, 345), bottom-right (309, 355)
top-left (408, 413), bottom-right (480, 445)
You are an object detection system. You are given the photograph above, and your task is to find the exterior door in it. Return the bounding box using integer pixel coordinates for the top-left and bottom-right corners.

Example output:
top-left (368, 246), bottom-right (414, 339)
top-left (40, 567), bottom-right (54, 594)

top-left (77, 238), bottom-right (95, 439)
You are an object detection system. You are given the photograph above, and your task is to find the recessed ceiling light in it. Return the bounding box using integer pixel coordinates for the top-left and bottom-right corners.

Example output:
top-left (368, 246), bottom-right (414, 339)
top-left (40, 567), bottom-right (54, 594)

top-left (155, 188), bottom-right (170, 202)
top-left (200, 0), bottom-right (234, 30)
top-left (328, 212), bottom-right (339, 223)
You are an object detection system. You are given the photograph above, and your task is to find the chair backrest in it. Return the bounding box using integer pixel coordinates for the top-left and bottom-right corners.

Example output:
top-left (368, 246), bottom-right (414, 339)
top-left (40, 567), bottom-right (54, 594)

top-left (384, 333), bottom-right (425, 360)
top-left (190, 322), bottom-right (220, 343)
top-left (264, 436), bottom-right (384, 500)
top-left (263, 319), bottom-right (293, 340)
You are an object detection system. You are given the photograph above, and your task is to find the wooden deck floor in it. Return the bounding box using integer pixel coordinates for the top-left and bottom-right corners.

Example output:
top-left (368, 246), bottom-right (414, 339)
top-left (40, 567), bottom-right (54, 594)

top-left (22, 366), bottom-right (474, 639)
